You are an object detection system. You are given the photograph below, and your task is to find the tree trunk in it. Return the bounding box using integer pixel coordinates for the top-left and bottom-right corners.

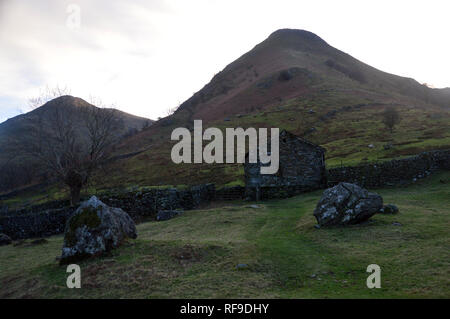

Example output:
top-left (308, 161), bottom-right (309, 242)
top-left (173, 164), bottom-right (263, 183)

top-left (65, 170), bottom-right (84, 206)
top-left (70, 186), bottom-right (81, 206)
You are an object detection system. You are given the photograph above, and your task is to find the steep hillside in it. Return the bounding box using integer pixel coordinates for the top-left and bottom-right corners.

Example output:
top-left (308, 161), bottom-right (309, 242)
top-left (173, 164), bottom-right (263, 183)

top-left (93, 29), bottom-right (450, 191)
top-left (2, 29), bottom-right (450, 198)
top-left (0, 96), bottom-right (152, 144)
top-left (0, 96), bottom-right (153, 192)
top-left (173, 29), bottom-right (449, 123)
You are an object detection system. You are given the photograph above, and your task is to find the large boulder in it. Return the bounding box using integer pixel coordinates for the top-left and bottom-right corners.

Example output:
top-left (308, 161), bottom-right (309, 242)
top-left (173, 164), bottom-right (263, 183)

top-left (60, 196), bottom-right (137, 264)
top-left (313, 183), bottom-right (383, 226)
top-left (0, 233), bottom-right (12, 246)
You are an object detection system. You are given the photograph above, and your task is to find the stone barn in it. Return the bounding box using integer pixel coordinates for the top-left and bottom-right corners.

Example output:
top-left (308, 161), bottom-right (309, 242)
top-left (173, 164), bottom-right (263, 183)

top-left (244, 130), bottom-right (326, 200)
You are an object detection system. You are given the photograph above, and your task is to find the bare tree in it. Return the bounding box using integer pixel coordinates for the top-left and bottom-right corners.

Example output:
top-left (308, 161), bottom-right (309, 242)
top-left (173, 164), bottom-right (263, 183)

top-left (141, 120), bottom-right (151, 131)
top-left (28, 84), bottom-right (71, 110)
top-left (166, 104), bottom-right (179, 116)
top-left (25, 99), bottom-right (121, 205)
top-left (382, 106), bottom-right (401, 133)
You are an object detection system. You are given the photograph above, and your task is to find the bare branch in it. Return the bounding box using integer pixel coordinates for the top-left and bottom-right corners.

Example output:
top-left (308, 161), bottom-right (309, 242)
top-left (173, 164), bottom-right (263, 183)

top-left (166, 105), bottom-right (179, 116)
top-left (27, 84), bottom-right (71, 110)
top-left (14, 92), bottom-right (121, 205)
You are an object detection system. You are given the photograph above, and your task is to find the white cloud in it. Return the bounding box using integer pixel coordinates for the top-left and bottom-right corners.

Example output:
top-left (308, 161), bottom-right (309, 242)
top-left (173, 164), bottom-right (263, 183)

top-left (0, 0), bottom-right (449, 123)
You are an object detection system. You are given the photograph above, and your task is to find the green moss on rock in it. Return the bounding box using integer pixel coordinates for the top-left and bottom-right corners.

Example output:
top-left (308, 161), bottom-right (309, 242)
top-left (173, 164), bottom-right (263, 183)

top-left (65, 205), bottom-right (102, 247)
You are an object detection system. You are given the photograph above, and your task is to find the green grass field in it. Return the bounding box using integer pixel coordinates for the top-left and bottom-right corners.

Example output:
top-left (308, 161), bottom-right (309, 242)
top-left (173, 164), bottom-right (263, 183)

top-left (0, 171), bottom-right (449, 298)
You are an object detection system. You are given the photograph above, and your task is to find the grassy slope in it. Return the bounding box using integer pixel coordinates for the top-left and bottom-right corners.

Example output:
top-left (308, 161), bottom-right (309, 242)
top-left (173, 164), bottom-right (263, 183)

top-left (3, 30), bottom-right (450, 205)
top-left (87, 87), bottom-right (450, 191)
top-left (83, 29), bottom-right (450, 191)
top-left (1, 171), bottom-right (449, 298)
top-left (3, 92), bottom-right (449, 209)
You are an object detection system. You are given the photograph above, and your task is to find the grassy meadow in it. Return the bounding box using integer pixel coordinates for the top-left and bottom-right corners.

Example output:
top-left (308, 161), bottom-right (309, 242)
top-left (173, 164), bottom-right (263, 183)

top-left (0, 170), bottom-right (448, 298)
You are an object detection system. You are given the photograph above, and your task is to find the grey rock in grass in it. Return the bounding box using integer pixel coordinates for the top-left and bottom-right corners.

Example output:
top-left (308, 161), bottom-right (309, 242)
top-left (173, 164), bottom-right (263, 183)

top-left (379, 204), bottom-right (399, 214)
top-left (156, 210), bottom-right (183, 221)
top-left (60, 196), bottom-right (137, 264)
top-left (236, 263), bottom-right (249, 270)
top-left (313, 183), bottom-right (383, 226)
top-left (0, 233), bottom-right (12, 246)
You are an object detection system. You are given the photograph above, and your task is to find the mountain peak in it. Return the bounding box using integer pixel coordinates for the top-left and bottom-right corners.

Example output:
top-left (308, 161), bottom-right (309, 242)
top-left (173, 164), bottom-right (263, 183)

top-left (267, 29), bottom-right (329, 46)
top-left (40, 95), bottom-right (85, 107)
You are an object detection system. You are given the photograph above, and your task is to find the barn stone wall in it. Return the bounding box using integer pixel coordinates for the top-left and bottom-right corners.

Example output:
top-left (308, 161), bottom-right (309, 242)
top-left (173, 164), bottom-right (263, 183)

top-left (244, 131), bottom-right (326, 199)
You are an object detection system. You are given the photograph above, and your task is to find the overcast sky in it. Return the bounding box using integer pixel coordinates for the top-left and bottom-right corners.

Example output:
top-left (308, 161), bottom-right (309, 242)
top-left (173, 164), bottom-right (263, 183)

top-left (0, 0), bottom-right (449, 123)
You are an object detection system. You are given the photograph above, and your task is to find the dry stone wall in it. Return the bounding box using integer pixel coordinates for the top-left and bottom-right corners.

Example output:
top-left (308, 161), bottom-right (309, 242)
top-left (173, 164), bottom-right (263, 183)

top-left (327, 150), bottom-right (450, 188)
top-left (0, 184), bottom-right (215, 239)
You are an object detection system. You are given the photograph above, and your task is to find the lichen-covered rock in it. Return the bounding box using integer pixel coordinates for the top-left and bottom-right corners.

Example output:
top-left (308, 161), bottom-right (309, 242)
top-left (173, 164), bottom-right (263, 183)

top-left (60, 196), bottom-right (137, 264)
top-left (313, 183), bottom-right (383, 226)
top-left (0, 233), bottom-right (12, 246)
